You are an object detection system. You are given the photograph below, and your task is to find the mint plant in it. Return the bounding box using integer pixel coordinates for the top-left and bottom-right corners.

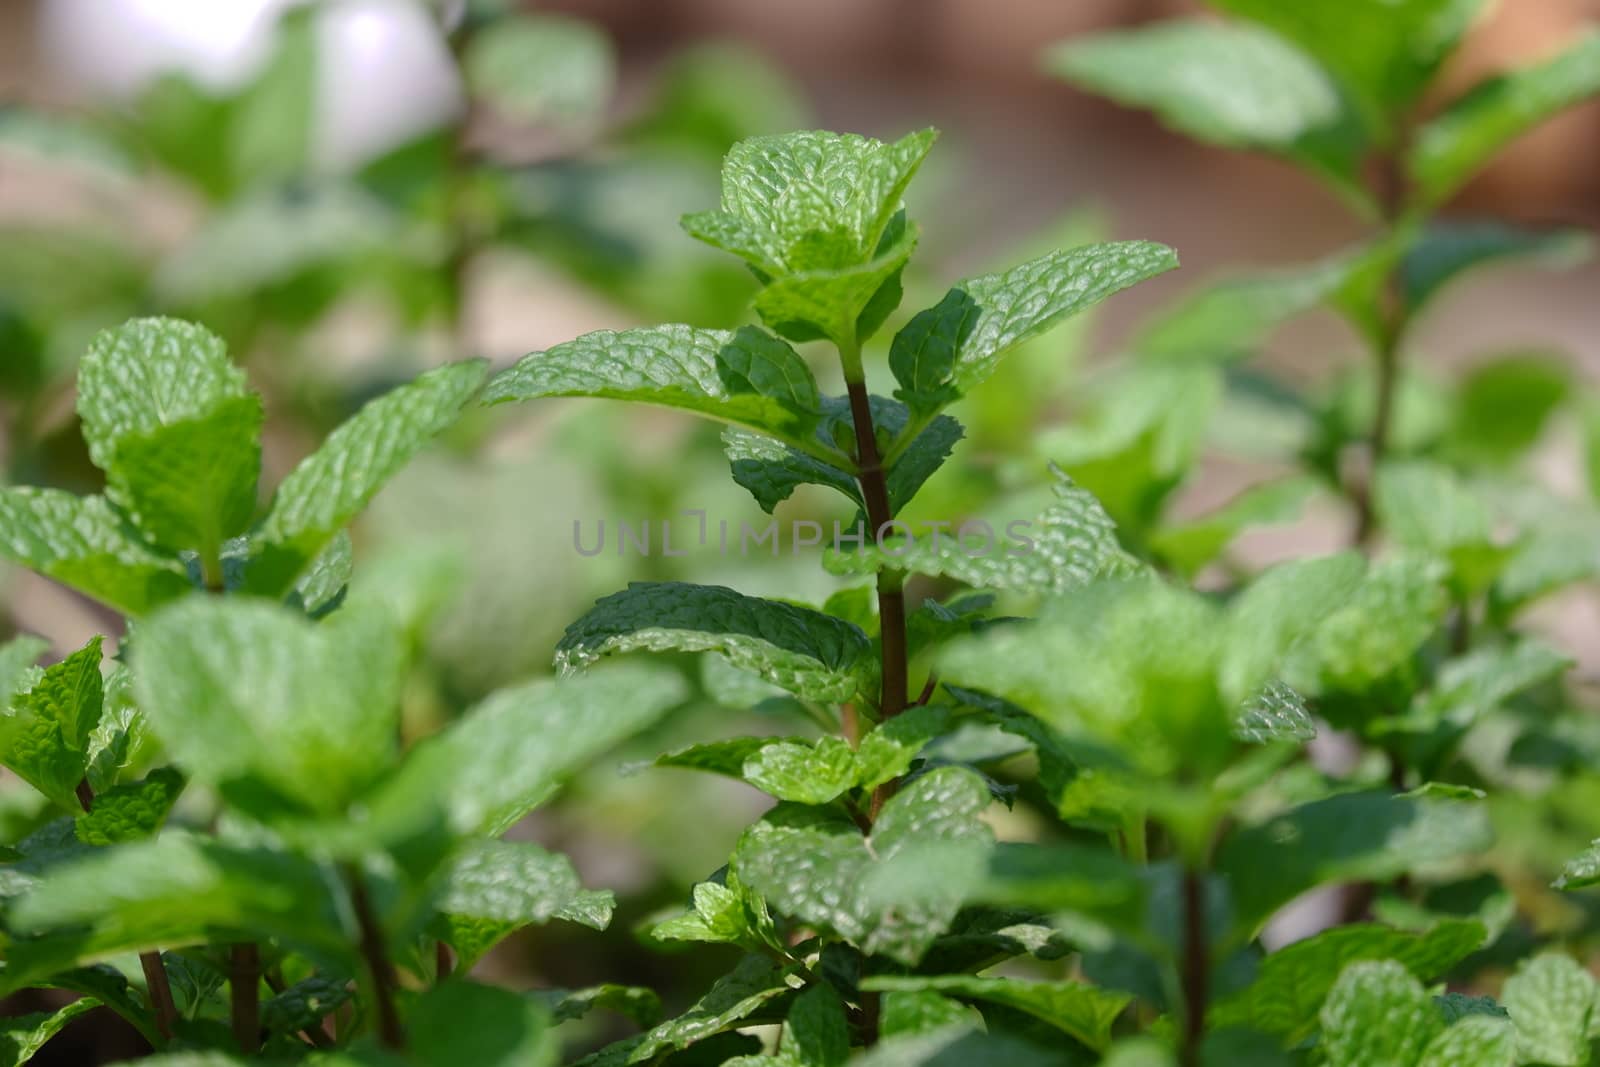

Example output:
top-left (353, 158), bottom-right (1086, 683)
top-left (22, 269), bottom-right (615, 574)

top-left (0, 318), bottom-right (691, 1060)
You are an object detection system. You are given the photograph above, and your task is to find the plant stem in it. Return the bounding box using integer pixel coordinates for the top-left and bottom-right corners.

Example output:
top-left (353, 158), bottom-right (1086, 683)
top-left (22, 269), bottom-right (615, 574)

top-left (842, 376), bottom-right (909, 723)
top-left (75, 779), bottom-right (177, 1041)
top-left (347, 865), bottom-right (406, 1050)
top-left (229, 943), bottom-right (260, 1053)
top-left (436, 940), bottom-right (454, 982)
top-left (1179, 867), bottom-right (1208, 1067)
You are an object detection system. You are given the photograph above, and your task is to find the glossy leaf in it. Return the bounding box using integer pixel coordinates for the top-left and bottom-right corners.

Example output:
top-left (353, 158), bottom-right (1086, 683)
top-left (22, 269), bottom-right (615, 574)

top-left (0, 636), bottom-right (104, 811)
top-left (861, 975), bottom-right (1130, 1052)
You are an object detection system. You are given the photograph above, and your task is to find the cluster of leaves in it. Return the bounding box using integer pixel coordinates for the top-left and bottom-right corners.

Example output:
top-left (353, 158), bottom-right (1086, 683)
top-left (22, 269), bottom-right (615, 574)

top-left (3, 3), bottom-right (1600, 1067)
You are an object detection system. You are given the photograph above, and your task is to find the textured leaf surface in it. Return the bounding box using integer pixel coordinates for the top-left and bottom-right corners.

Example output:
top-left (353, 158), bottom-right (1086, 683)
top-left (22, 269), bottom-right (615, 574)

top-left (1210, 920), bottom-right (1486, 1038)
top-left (76, 318), bottom-right (262, 559)
top-left (890, 242), bottom-right (1177, 413)
top-left (825, 470), bottom-right (1141, 592)
top-left (75, 767), bottom-right (183, 845)
top-left (1411, 32), bottom-right (1600, 205)
top-left (0, 489), bottom-right (191, 616)
top-left (1417, 1015), bottom-right (1517, 1067)
top-left (251, 359), bottom-right (487, 595)
top-left (373, 662), bottom-right (685, 839)
top-left (682, 129), bottom-right (936, 274)
top-left (1502, 954), bottom-right (1597, 1067)
top-left (862, 975), bottom-right (1129, 1052)
top-left (724, 427), bottom-right (860, 514)
top-left (556, 582), bottom-right (874, 704)
top-left (1049, 21), bottom-right (1365, 195)
top-left (734, 768), bottom-right (993, 965)
top-left (0, 636), bottom-right (103, 810)
top-left (1319, 960), bottom-right (1444, 1067)
top-left (132, 597), bottom-right (404, 816)
top-left (430, 838), bottom-right (588, 968)
top-left (742, 737), bottom-right (860, 804)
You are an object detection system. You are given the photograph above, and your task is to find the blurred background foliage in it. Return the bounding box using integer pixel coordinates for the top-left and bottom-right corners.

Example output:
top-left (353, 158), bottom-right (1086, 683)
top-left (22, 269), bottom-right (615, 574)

top-left (0, 0), bottom-right (1597, 1061)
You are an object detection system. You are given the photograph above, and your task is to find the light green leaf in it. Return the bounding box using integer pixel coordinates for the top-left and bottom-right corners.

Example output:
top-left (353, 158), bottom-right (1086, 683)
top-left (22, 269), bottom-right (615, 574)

top-left (0, 635), bottom-right (48, 708)
top-left (290, 529), bottom-right (353, 617)
top-left (1374, 461), bottom-right (1507, 594)
top-left (132, 597), bottom-right (405, 817)
top-left (75, 767), bottom-right (184, 845)
top-left (1411, 32), bottom-right (1600, 206)
top-left (485, 325), bottom-right (830, 456)
top-left (6, 832), bottom-right (348, 990)
top-left (890, 242), bottom-right (1178, 414)
top-left (1417, 1015), bottom-right (1517, 1067)
top-left (0, 488), bottom-right (194, 617)
top-left (651, 869), bottom-right (779, 954)
top-left (1150, 476), bottom-right (1317, 578)
top-left (1217, 791), bottom-right (1493, 933)
top-left (555, 582), bottom-right (875, 705)
top-left (428, 838), bottom-right (589, 969)
top-left (754, 225), bottom-right (918, 348)
top-left (1210, 919), bottom-right (1487, 1039)
top-left (571, 956), bottom-right (796, 1067)
top-left (1319, 960), bottom-right (1444, 1067)
top-left (372, 662), bottom-right (685, 839)
top-left (1220, 552), bottom-right (1366, 705)
top-left (1210, 0), bottom-right (1488, 135)
top-left (682, 129), bottom-right (937, 275)
top-left (734, 767), bottom-right (993, 965)
top-left (1047, 19), bottom-right (1367, 198)
top-left (465, 14), bottom-right (615, 126)
top-left (76, 318), bottom-right (262, 560)
top-left (250, 359), bottom-right (487, 596)
top-left (855, 705), bottom-right (950, 792)
top-left (861, 975), bottom-right (1130, 1053)
top-left (410, 980), bottom-right (557, 1067)
top-left (1132, 253), bottom-right (1356, 362)
top-left (1402, 223), bottom-right (1592, 315)
top-left (824, 468), bottom-right (1142, 593)
top-left (0, 636), bottom-right (104, 811)
top-left (1555, 840), bottom-right (1600, 890)
top-left (533, 984), bottom-right (662, 1028)
top-left (1386, 640), bottom-right (1571, 735)
top-left (1234, 681), bottom-right (1315, 745)
top-left (0, 997), bottom-right (101, 1066)
top-left (743, 737), bottom-right (860, 804)
top-left (879, 992), bottom-right (980, 1039)
top-left (656, 736), bottom-right (785, 780)
top-left (1501, 953), bottom-right (1597, 1067)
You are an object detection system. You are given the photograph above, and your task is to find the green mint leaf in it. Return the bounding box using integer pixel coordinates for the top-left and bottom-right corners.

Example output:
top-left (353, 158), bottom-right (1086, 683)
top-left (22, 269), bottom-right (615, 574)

top-left (0, 636), bottom-right (104, 811)
top-left (572, 956), bottom-right (796, 1067)
top-left (862, 975), bottom-right (1130, 1053)
top-left (879, 992), bottom-right (980, 1039)
top-left (0, 997), bottom-right (102, 1065)
top-left (724, 427), bottom-right (861, 515)
top-left (652, 869), bottom-right (779, 954)
top-left (1131, 253), bottom-right (1357, 362)
top-left (1210, 919), bottom-right (1487, 1040)
top-left (1555, 839), bottom-right (1600, 890)
top-left (1411, 31), bottom-right (1600, 207)
top-left (249, 358), bottom-right (487, 596)
top-left (76, 318), bottom-right (262, 561)
top-left (1319, 959), bottom-right (1445, 1067)
top-left (735, 767), bottom-right (993, 965)
top-left (1234, 681), bottom-right (1316, 745)
top-left (556, 582), bottom-right (875, 705)
top-left (1217, 791), bottom-right (1493, 934)
top-left (753, 224), bottom-right (919, 348)
top-left (1220, 552), bottom-right (1366, 706)
top-left (132, 597), bottom-right (405, 818)
top-left (1374, 461), bottom-right (1507, 595)
top-left (6, 832), bottom-right (349, 989)
top-left (1435, 993), bottom-right (1510, 1025)
top-left (74, 766), bottom-right (184, 845)
top-left (742, 737), bottom-right (860, 804)
top-left (1448, 354), bottom-right (1572, 468)
top-left (1210, 0), bottom-right (1489, 138)
top-left (533, 984), bottom-right (662, 1028)
top-left (854, 705), bottom-right (950, 792)
top-left (656, 737), bottom-right (788, 780)
top-left (1402, 223), bottom-right (1592, 316)
top-left (1502, 953), bottom-right (1598, 1067)
top-left (373, 662), bottom-right (685, 840)
top-left (557, 889), bottom-right (616, 932)
top-left (1149, 476), bottom-right (1317, 579)
top-left (409, 979), bottom-right (557, 1067)
top-left (682, 128), bottom-right (937, 275)
top-left (0, 488), bottom-right (191, 617)
top-left (781, 984), bottom-right (850, 1067)
top-left (288, 529), bottom-right (353, 617)
top-left (890, 242), bottom-right (1178, 415)
top-left (825, 468), bottom-right (1141, 592)
top-left (485, 324), bottom-right (829, 454)
top-left (1387, 640), bottom-right (1572, 736)
top-left (428, 838), bottom-right (589, 970)
top-left (261, 975), bottom-right (353, 1037)
top-left (1417, 1015), bottom-right (1516, 1067)
top-left (1047, 20), bottom-right (1367, 200)
top-left (0, 635), bottom-right (48, 710)
top-left (465, 14), bottom-right (615, 127)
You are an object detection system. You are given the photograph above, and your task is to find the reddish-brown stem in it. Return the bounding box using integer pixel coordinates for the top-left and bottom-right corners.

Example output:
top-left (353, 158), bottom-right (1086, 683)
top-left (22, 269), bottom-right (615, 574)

top-left (230, 943), bottom-right (261, 1054)
top-left (348, 866), bottom-right (406, 1050)
top-left (1179, 868), bottom-right (1208, 1067)
top-left (77, 779), bottom-right (177, 1041)
top-left (436, 940), bottom-right (455, 982)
